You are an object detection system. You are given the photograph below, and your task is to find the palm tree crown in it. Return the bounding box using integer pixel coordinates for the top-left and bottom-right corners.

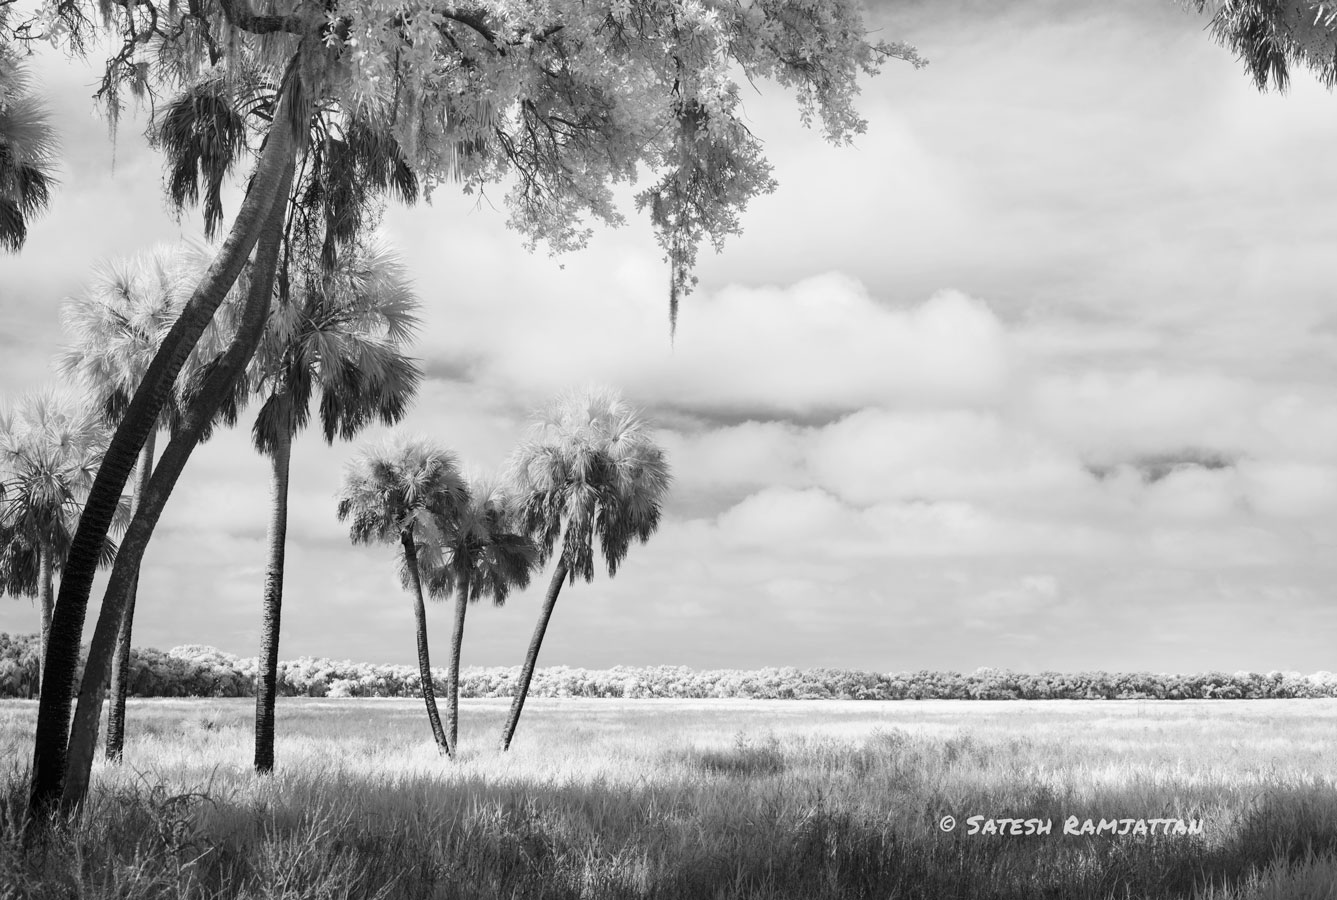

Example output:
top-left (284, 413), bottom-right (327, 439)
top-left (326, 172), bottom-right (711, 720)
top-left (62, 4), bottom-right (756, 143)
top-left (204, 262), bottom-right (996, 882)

top-left (0, 390), bottom-right (108, 584)
top-left (59, 240), bottom-right (252, 434)
top-left (250, 238), bottom-right (421, 453)
top-left (0, 48), bottom-right (58, 252)
top-left (0, 388), bottom-right (124, 659)
top-left (422, 477), bottom-right (537, 607)
top-left (337, 436), bottom-right (470, 547)
top-left (509, 387), bottom-right (672, 584)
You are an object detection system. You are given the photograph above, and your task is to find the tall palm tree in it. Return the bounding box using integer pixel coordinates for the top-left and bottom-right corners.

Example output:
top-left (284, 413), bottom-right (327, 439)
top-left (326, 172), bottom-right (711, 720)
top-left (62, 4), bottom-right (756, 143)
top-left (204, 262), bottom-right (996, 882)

top-left (29, 65), bottom-right (303, 824)
top-left (250, 240), bottom-right (421, 773)
top-left (59, 241), bottom-right (249, 762)
top-left (499, 387), bottom-right (671, 751)
top-left (0, 390), bottom-right (120, 686)
top-left (420, 477), bottom-right (535, 757)
top-left (336, 436), bottom-right (468, 753)
top-left (0, 49), bottom-right (58, 252)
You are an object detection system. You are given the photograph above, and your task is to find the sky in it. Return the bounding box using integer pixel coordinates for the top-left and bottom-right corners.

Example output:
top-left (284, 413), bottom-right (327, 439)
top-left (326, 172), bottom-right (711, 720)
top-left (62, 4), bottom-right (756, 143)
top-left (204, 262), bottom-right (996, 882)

top-left (3, 0), bottom-right (1337, 674)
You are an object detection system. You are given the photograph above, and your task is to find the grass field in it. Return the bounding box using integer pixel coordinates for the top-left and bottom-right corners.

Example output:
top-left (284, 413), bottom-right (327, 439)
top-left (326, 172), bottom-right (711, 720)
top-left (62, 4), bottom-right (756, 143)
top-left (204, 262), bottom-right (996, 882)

top-left (3, 697), bottom-right (1337, 899)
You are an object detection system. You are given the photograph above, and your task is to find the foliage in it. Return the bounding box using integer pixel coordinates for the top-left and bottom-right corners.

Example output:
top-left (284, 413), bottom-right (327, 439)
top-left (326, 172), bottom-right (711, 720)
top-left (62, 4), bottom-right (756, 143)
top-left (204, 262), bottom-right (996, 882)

top-left (249, 238), bottom-right (422, 453)
top-left (0, 18), bottom-right (58, 252)
top-left (6, 0), bottom-right (924, 328)
top-left (509, 386), bottom-right (671, 584)
top-left (1190, 0), bottom-right (1337, 91)
top-left (0, 391), bottom-right (117, 598)
top-left (2, 636), bottom-right (1333, 701)
top-left (58, 240), bottom-right (252, 436)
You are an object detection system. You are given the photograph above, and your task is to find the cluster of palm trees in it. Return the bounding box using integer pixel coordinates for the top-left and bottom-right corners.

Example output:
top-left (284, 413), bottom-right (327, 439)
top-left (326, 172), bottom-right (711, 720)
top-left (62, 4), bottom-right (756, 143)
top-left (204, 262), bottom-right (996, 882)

top-left (1, 233), bottom-right (426, 773)
top-left (336, 387), bottom-right (671, 756)
top-left (2, 227), bottom-right (671, 767)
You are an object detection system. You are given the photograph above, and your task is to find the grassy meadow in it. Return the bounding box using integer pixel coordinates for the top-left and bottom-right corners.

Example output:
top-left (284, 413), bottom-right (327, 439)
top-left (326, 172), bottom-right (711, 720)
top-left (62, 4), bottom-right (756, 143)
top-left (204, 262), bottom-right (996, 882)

top-left (2, 697), bottom-right (1337, 899)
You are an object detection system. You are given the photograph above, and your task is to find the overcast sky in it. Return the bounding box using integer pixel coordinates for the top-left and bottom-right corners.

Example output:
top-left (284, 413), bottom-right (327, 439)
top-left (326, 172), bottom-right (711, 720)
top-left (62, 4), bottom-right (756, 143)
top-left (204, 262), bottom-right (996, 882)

top-left (3, 0), bottom-right (1336, 674)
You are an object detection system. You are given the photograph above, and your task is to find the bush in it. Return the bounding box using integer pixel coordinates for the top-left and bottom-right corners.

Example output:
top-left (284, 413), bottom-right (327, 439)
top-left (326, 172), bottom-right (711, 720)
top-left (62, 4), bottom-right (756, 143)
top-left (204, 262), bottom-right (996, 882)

top-left (1, 633), bottom-right (1333, 701)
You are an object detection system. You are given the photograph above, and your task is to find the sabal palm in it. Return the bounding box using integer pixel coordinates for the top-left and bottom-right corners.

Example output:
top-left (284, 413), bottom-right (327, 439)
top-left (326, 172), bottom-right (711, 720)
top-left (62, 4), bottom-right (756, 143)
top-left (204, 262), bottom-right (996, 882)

top-left (0, 52), bottom-right (58, 252)
top-left (59, 240), bottom-right (250, 763)
top-left (250, 240), bottom-right (421, 773)
top-left (420, 477), bottom-right (536, 756)
top-left (336, 437), bottom-right (468, 753)
top-left (499, 387), bottom-right (671, 750)
top-left (0, 390), bottom-right (118, 686)
top-left (1188, 1), bottom-right (1337, 92)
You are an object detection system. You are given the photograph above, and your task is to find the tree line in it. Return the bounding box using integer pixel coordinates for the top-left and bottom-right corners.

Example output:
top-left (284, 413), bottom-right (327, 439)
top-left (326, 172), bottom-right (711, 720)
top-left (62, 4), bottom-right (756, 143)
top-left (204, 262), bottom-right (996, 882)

top-left (4, 636), bottom-right (1333, 702)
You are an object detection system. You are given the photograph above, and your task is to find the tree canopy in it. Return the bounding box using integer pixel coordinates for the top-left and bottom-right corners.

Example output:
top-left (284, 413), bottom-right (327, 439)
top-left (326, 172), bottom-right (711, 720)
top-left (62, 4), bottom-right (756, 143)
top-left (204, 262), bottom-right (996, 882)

top-left (7, 0), bottom-right (924, 328)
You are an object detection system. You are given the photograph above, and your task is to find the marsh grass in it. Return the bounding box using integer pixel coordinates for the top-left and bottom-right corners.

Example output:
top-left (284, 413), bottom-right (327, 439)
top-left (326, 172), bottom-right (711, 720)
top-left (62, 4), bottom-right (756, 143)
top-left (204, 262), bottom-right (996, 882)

top-left (2, 698), bottom-right (1336, 899)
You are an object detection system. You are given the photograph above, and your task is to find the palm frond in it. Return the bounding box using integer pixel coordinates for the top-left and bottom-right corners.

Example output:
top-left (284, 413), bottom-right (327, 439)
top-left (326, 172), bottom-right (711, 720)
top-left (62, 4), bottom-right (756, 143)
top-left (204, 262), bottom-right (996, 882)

top-left (506, 386), bottom-right (671, 584)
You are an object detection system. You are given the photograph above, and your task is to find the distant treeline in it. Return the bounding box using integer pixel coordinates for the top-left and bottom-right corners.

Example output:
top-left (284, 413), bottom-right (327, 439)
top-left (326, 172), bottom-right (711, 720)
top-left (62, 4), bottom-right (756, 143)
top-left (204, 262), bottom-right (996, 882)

top-left (2, 633), bottom-right (1335, 701)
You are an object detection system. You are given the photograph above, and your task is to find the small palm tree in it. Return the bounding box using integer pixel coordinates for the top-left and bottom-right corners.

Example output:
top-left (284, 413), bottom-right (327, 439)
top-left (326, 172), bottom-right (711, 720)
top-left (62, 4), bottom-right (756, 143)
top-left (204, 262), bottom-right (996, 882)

top-left (336, 436), bottom-right (468, 752)
top-left (250, 239), bottom-right (421, 773)
top-left (0, 49), bottom-right (58, 252)
top-left (59, 241), bottom-right (248, 762)
top-left (0, 390), bottom-right (120, 685)
top-left (420, 476), bottom-right (536, 757)
top-left (499, 387), bottom-right (671, 751)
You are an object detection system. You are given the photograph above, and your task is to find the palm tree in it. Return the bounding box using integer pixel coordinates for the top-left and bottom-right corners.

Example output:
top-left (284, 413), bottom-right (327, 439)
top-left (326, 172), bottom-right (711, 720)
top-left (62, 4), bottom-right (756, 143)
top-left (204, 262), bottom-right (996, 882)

top-left (59, 240), bottom-right (249, 762)
top-left (0, 49), bottom-right (58, 252)
top-left (29, 65), bottom-right (303, 825)
top-left (250, 240), bottom-right (421, 773)
top-left (1188, 1), bottom-right (1337, 92)
top-left (420, 477), bottom-right (536, 756)
top-left (336, 436), bottom-right (468, 753)
top-left (499, 388), bottom-right (671, 751)
top-left (58, 152), bottom-right (296, 816)
top-left (0, 390), bottom-right (119, 686)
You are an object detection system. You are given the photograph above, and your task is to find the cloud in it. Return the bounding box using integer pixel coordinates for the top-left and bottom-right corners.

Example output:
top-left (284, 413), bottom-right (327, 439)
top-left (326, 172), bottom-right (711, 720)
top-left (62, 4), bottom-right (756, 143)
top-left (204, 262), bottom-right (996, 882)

top-left (959, 575), bottom-right (1064, 626)
top-left (428, 275), bottom-right (1013, 419)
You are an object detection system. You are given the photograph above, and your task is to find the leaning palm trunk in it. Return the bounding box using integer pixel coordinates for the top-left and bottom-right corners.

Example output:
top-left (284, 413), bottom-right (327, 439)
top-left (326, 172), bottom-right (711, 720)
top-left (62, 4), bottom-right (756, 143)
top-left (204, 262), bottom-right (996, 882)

top-left (500, 560), bottom-right (569, 751)
top-left (36, 547), bottom-right (53, 694)
top-left (105, 431), bottom-right (156, 762)
top-left (446, 569), bottom-right (471, 757)
top-left (57, 157), bottom-right (295, 816)
top-left (402, 533), bottom-right (449, 752)
top-left (27, 86), bottom-right (301, 826)
top-left (254, 420), bottom-right (292, 773)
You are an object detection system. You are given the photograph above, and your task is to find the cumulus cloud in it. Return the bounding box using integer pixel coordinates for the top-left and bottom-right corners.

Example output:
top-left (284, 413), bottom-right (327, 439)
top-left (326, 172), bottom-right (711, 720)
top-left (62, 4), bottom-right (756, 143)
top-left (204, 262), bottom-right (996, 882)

top-left (425, 274), bottom-right (1013, 418)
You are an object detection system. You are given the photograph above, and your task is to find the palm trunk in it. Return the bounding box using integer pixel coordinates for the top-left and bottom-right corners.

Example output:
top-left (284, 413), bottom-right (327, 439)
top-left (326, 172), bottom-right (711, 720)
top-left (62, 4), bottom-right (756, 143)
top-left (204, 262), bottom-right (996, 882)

top-left (27, 82), bottom-right (300, 827)
top-left (254, 421), bottom-right (292, 773)
top-left (500, 559), bottom-right (568, 751)
top-left (37, 546), bottom-right (53, 694)
top-left (105, 430), bottom-right (156, 763)
top-left (402, 532), bottom-right (448, 753)
top-left (56, 150), bottom-right (296, 816)
top-left (447, 569), bottom-right (470, 757)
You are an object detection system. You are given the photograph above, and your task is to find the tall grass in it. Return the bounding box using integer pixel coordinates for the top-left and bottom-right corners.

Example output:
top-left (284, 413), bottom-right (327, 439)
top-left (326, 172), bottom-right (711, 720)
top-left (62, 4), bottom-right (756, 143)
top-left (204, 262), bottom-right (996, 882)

top-left (2, 698), bottom-right (1336, 899)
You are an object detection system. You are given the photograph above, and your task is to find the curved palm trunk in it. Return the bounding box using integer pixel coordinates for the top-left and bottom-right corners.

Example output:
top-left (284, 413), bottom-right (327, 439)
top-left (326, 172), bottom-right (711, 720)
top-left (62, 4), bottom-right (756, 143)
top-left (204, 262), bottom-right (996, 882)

top-left (106, 430), bottom-right (157, 763)
top-left (254, 421), bottom-right (292, 773)
top-left (401, 532), bottom-right (449, 752)
top-left (447, 569), bottom-right (470, 757)
top-left (500, 560), bottom-right (568, 751)
top-left (56, 155), bottom-right (296, 817)
top-left (27, 90), bottom-right (300, 826)
top-left (36, 546), bottom-right (53, 694)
